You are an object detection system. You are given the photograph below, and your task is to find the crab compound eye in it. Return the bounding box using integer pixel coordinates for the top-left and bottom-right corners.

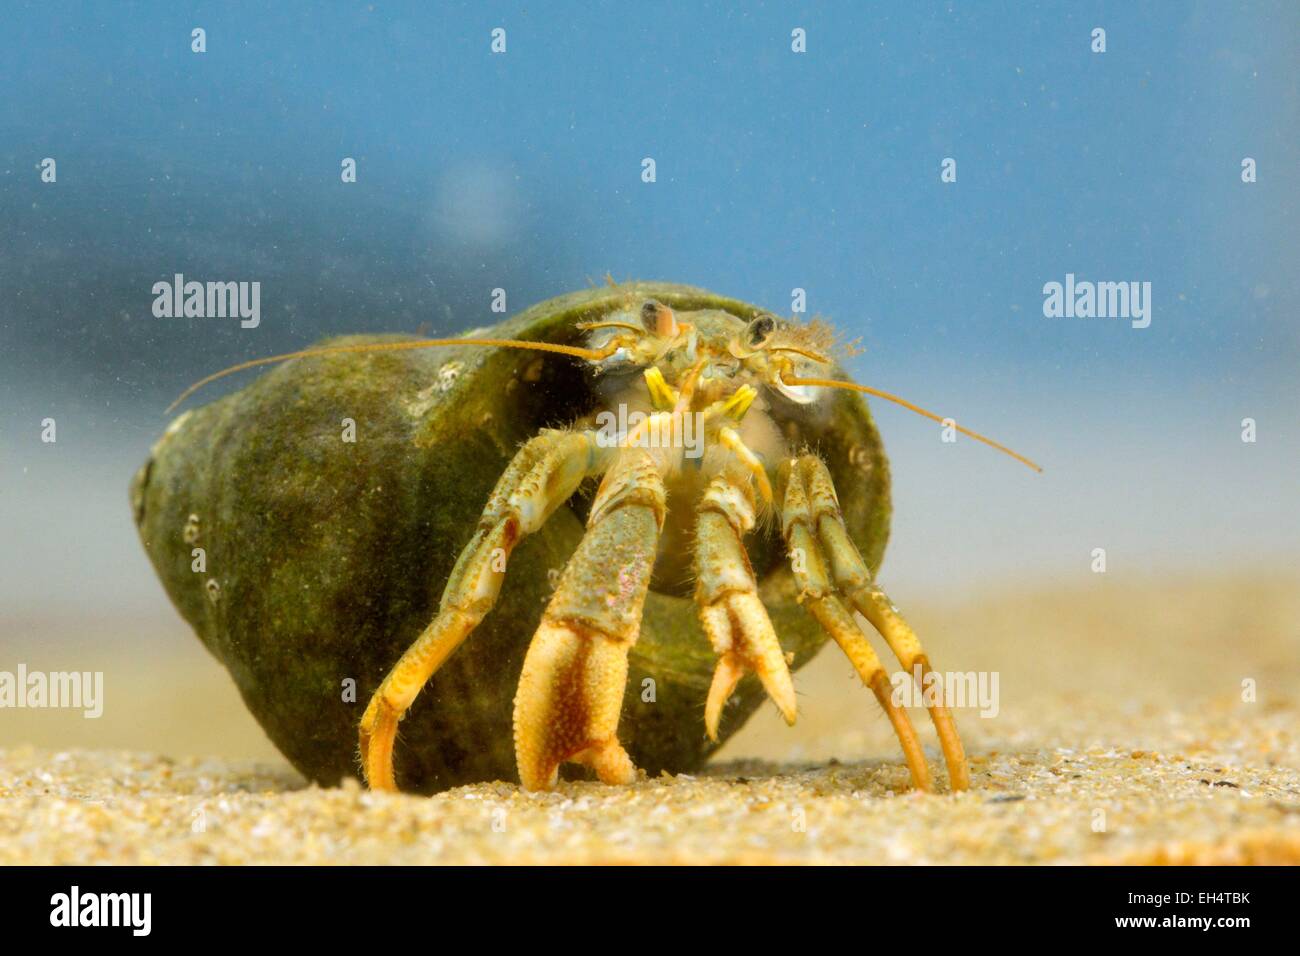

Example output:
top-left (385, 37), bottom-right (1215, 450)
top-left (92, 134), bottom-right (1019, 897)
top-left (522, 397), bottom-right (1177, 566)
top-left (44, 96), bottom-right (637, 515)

top-left (640, 300), bottom-right (678, 338)
top-left (745, 314), bottom-right (777, 349)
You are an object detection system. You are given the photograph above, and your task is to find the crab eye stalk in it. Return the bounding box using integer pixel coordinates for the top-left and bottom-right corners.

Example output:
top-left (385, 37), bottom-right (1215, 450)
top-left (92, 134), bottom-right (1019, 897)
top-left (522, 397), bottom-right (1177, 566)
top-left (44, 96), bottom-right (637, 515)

top-left (745, 313), bottom-right (777, 349)
top-left (640, 300), bottom-right (678, 338)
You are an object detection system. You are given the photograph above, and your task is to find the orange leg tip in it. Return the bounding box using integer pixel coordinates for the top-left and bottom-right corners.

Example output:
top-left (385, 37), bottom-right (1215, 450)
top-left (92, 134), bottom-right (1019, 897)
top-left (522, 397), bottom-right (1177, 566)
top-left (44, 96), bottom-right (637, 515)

top-left (757, 664), bottom-right (798, 726)
top-left (910, 656), bottom-right (971, 793)
top-left (705, 654), bottom-right (744, 741)
top-left (359, 699), bottom-right (399, 792)
top-left (869, 672), bottom-right (933, 793)
top-left (575, 739), bottom-right (638, 786)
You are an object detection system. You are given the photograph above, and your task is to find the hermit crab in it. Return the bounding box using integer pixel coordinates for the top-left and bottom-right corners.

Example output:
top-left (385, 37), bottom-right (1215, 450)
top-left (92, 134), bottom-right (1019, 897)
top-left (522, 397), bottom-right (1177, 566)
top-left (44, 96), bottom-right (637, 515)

top-left (133, 282), bottom-right (1038, 795)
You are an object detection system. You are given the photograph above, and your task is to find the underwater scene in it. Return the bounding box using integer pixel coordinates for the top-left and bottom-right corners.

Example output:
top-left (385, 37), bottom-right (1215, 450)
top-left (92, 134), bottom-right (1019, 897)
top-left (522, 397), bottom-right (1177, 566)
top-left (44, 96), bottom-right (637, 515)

top-left (1, 1), bottom-right (1297, 893)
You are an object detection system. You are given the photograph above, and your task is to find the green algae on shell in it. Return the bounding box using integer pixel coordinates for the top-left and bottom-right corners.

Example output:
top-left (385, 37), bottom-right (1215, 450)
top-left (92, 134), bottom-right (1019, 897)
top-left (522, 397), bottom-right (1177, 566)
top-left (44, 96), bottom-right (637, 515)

top-left (131, 282), bottom-right (891, 794)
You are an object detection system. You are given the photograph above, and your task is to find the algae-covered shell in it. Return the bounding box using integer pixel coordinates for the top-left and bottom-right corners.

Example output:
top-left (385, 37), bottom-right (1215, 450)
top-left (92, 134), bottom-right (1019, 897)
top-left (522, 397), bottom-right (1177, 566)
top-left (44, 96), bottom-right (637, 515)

top-left (131, 282), bottom-right (891, 793)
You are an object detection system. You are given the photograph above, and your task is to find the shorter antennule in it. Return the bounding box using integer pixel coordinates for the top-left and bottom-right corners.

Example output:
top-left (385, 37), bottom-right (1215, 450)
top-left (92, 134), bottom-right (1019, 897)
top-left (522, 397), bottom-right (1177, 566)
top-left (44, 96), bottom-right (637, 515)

top-left (167, 337), bottom-right (615, 414)
top-left (782, 373), bottom-right (1043, 473)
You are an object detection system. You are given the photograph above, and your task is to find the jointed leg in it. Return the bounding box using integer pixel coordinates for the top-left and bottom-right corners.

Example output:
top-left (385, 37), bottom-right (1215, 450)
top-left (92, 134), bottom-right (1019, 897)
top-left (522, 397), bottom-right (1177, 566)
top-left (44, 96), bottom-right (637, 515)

top-left (694, 461), bottom-right (796, 739)
top-left (780, 455), bottom-right (935, 792)
top-left (359, 428), bottom-right (604, 791)
top-left (717, 425), bottom-right (773, 505)
top-left (792, 455), bottom-right (969, 790)
top-left (512, 447), bottom-right (666, 790)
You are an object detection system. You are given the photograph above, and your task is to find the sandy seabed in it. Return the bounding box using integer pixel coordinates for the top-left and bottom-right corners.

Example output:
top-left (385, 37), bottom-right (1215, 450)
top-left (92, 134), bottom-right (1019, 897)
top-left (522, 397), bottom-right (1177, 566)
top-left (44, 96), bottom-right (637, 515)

top-left (3, 573), bottom-right (1298, 864)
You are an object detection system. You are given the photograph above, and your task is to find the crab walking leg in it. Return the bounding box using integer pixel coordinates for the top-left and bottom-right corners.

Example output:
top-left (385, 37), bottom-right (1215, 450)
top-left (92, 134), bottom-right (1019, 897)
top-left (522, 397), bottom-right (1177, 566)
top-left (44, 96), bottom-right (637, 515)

top-left (513, 447), bottom-right (666, 791)
top-left (853, 585), bottom-right (969, 790)
top-left (794, 456), bottom-right (970, 791)
top-left (359, 428), bottom-right (606, 791)
top-left (780, 458), bottom-right (933, 792)
top-left (695, 463), bottom-right (796, 740)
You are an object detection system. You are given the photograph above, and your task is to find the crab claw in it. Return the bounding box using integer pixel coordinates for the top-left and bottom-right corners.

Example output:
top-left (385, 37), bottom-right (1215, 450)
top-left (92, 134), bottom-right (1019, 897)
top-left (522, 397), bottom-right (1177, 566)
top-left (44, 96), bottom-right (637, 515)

top-left (513, 620), bottom-right (639, 791)
top-left (700, 591), bottom-right (797, 741)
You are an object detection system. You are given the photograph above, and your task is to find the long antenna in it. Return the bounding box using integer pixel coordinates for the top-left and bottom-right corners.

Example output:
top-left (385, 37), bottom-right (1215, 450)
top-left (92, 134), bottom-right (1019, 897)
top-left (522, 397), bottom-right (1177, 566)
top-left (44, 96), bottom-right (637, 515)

top-left (783, 373), bottom-right (1043, 473)
top-left (167, 337), bottom-right (612, 413)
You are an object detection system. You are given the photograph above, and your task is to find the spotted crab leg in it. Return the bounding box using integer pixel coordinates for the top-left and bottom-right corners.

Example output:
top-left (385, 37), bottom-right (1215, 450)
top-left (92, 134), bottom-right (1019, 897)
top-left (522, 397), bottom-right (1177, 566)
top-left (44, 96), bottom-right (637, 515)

top-left (359, 428), bottom-right (607, 791)
top-left (512, 446), bottom-right (666, 790)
